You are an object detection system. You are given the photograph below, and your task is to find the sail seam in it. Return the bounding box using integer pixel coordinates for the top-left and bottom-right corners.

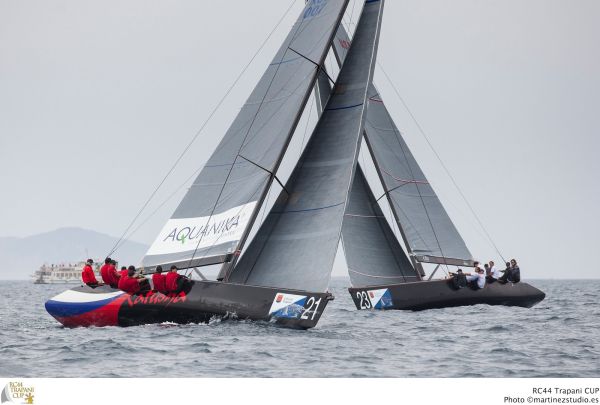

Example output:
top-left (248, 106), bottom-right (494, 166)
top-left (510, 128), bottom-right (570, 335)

top-left (326, 102), bottom-right (363, 111)
top-left (344, 214), bottom-right (384, 218)
top-left (272, 201), bottom-right (345, 214)
top-left (348, 268), bottom-right (413, 279)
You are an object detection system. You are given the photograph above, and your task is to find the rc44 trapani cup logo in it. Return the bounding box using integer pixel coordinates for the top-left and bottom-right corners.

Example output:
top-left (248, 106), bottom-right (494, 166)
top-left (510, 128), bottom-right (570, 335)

top-left (1, 382), bottom-right (35, 404)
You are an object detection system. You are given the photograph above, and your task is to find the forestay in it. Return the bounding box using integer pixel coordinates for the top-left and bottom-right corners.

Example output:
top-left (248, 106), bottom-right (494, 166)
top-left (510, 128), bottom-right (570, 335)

top-left (141, 0), bottom-right (349, 272)
top-left (331, 23), bottom-right (474, 267)
top-left (228, 0), bottom-right (385, 292)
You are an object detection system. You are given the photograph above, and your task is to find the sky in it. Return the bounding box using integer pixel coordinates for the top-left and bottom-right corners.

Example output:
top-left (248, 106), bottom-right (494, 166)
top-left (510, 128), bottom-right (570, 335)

top-left (1, 0), bottom-right (599, 279)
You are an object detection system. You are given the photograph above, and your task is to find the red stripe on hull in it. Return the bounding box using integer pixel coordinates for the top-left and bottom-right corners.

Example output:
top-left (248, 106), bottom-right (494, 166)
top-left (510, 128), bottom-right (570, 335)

top-left (54, 295), bottom-right (129, 327)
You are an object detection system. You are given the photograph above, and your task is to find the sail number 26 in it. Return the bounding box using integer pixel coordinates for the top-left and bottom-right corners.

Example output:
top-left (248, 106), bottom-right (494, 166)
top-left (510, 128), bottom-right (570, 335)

top-left (300, 297), bottom-right (322, 320)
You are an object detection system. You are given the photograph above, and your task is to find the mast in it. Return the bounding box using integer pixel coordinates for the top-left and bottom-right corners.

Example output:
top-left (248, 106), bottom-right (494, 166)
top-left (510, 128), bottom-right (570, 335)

top-left (228, 0), bottom-right (386, 292)
top-left (141, 0), bottom-right (350, 274)
top-left (218, 1), bottom-right (350, 282)
top-left (218, 67), bottom-right (321, 282)
top-left (313, 63), bottom-right (419, 285)
top-left (330, 23), bottom-right (473, 270)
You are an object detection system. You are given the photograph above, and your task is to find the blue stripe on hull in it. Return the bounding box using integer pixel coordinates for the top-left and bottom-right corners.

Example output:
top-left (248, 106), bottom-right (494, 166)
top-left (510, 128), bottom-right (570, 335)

top-left (45, 295), bottom-right (121, 318)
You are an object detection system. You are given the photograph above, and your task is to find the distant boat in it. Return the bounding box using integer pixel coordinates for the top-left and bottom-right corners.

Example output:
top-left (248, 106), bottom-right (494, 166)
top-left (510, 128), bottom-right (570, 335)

top-left (45, 0), bottom-right (382, 329)
top-left (32, 261), bottom-right (101, 284)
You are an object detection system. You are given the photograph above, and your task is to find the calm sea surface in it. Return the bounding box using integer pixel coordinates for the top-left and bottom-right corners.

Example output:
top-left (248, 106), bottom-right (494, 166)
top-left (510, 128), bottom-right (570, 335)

top-left (0, 279), bottom-right (598, 378)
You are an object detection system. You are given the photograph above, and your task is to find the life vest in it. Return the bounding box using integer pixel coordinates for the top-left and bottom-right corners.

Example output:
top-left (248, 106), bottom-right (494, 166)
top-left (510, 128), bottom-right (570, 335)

top-left (152, 273), bottom-right (167, 293)
top-left (100, 264), bottom-right (115, 285)
top-left (165, 272), bottom-right (180, 292)
top-left (119, 276), bottom-right (140, 294)
top-left (81, 265), bottom-right (97, 284)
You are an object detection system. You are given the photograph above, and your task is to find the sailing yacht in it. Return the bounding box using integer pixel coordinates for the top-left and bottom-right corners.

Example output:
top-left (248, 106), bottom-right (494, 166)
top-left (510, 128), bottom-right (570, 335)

top-left (45, 0), bottom-right (383, 328)
top-left (44, 0), bottom-right (544, 329)
top-left (322, 23), bottom-right (545, 311)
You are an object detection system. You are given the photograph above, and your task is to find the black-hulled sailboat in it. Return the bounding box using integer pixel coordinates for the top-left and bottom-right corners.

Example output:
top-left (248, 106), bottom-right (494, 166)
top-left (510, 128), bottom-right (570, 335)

top-left (322, 23), bottom-right (545, 311)
top-left (45, 0), bottom-right (386, 328)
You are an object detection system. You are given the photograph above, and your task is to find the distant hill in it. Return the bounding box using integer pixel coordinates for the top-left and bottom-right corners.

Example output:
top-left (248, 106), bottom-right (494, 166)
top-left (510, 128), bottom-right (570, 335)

top-left (0, 227), bottom-right (148, 280)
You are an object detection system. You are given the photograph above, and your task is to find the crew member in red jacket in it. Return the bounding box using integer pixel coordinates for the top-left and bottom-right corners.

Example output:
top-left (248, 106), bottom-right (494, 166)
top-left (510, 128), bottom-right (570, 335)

top-left (152, 265), bottom-right (168, 294)
top-left (119, 266), bottom-right (128, 279)
top-left (100, 258), bottom-right (120, 288)
top-left (165, 265), bottom-right (191, 295)
top-left (81, 259), bottom-right (100, 287)
top-left (118, 266), bottom-right (150, 295)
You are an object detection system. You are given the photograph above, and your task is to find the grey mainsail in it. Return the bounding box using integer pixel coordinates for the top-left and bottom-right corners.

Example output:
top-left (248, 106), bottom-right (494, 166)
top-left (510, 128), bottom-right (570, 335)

top-left (331, 23), bottom-right (474, 267)
top-left (141, 0), bottom-right (349, 272)
top-left (229, 0), bottom-right (385, 292)
top-left (312, 51), bottom-right (419, 286)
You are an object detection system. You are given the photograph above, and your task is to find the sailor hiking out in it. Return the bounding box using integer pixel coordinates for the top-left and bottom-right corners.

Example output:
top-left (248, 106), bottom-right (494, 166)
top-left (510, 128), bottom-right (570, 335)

top-left (81, 259), bottom-right (101, 288)
top-left (152, 265), bottom-right (168, 294)
top-left (100, 257), bottom-right (120, 288)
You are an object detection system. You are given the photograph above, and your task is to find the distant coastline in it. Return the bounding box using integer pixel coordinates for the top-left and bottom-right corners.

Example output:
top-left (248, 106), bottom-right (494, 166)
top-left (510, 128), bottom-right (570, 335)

top-left (0, 227), bottom-right (148, 280)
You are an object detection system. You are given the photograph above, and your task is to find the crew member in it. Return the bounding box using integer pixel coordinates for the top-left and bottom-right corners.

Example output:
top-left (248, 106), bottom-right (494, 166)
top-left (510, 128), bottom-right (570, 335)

top-left (499, 260), bottom-right (521, 283)
top-left (119, 266), bottom-right (128, 279)
top-left (487, 260), bottom-right (501, 283)
top-left (100, 258), bottom-right (120, 288)
top-left (465, 267), bottom-right (486, 289)
top-left (508, 259), bottom-right (521, 283)
top-left (118, 266), bottom-right (150, 295)
top-left (82, 259), bottom-right (101, 288)
top-left (165, 265), bottom-right (191, 295)
top-left (449, 268), bottom-right (467, 289)
top-left (152, 265), bottom-right (168, 294)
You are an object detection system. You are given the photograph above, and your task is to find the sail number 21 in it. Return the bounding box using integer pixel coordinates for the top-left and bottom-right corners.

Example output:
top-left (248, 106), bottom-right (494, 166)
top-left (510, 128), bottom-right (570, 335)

top-left (300, 297), bottom-right (322, 320)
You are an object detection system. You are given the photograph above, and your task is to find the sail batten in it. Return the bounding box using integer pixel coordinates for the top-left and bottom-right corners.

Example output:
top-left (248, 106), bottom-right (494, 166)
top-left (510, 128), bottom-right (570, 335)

top-left (331, 23), bottom-right (474, 267)
top-left (229, 0), bottom-right (386, 292)
top-left (141, 0), bottom-right (350, 272)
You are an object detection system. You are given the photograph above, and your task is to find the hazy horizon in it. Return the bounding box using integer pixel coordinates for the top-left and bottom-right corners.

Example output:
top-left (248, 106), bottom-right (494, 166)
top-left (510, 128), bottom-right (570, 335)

top-left (2, 0), bottom-right (599, 279)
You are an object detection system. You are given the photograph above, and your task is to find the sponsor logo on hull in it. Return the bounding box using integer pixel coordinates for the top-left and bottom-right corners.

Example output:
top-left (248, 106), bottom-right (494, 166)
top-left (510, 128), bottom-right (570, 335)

top-left (124, 293), bottom-right (187, 307)
top-left (268, 293), bottom-right (324, 322)
top-left (269, 293), bottom-right (307, 319)
top-left (369, 288), bottom-right (393, 309)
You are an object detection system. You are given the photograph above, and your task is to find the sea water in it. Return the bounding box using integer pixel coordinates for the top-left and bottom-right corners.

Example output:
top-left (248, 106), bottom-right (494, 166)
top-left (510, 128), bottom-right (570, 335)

top-left (0, 279), bottom-right (598, 377)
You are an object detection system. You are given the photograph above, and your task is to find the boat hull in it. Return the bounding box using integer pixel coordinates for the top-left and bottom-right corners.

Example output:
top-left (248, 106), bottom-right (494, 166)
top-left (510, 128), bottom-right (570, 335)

top-left (45, 281), bottom-right (332, 329)
top-left (348, 279), bottom-right (545, 311)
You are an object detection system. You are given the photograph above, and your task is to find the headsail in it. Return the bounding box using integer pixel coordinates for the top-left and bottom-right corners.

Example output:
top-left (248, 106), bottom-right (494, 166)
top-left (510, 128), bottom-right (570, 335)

top-left (331, 23), bottom-right (474, 267)
top-left (313, 54), bottom-right (419, 287)
top-left (229, 0), bottom-right (385, 292)
top-left (343, 166), bottom-right (420, 286)
top-left (141, 0), bottom-right (349, 272)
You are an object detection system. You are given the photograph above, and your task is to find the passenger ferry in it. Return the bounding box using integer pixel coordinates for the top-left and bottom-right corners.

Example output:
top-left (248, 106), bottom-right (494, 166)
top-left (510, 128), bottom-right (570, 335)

top-left (32, 261), bottom-right (101, 284)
